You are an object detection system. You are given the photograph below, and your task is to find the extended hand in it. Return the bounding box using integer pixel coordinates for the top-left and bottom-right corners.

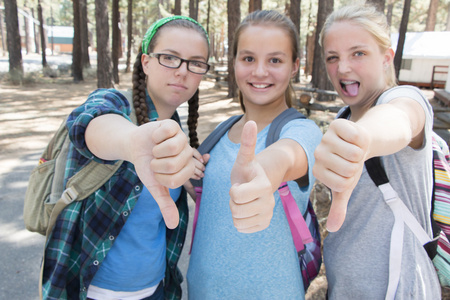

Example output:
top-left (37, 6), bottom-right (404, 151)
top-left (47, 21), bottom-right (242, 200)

top-left (312, 119), bottom-right (369, 232)
top-left (229, 121), bottom-right (275, 233)
top-left (133, 119), bottom-right (195, 229)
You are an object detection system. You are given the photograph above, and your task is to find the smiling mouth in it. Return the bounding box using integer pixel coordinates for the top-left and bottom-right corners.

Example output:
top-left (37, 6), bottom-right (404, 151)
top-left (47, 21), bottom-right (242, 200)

top-left (250, 83), bottom-right (273, 89)
top-left (340, 80), bottom-right (360, 97)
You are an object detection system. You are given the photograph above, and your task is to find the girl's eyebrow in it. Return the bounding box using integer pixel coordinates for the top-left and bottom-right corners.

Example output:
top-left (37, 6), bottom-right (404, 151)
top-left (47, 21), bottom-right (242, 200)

top-left (267, 51), bottom-right (287, 57)
top-left (237, 49), bottom-right (255, 56)
top-left (349, 44), bottom-right (369, 51)
top-left (237, 49), bottom-right (287, 57)
top-left (159, 48), bottom-right (208, 61)
top-left (325, 44), bottom-right (369, 54)
top-left (325, 50), bottom-right (337, 55)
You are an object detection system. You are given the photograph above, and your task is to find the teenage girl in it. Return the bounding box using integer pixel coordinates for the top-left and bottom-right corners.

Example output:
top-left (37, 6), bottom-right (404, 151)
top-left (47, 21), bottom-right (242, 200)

top-left (187, 10), bottom-right (322, 299)
top-left (42, 16), bottom-right (209, 300)
top-left (313, 4), bottom-right (441, 298)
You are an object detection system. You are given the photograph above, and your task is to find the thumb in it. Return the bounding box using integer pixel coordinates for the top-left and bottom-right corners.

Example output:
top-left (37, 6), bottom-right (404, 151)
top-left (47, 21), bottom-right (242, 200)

top-left (146, 182), bottom-right (180, 229)
top-left (326, 189), bottom-right (352, 232)
top-left (236, 121), bottom-right (258, 166)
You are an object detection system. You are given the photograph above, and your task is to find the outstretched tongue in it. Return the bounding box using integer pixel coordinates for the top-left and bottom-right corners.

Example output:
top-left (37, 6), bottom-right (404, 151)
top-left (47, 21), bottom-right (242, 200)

top-left (344, 82), bottom-right (359, 97)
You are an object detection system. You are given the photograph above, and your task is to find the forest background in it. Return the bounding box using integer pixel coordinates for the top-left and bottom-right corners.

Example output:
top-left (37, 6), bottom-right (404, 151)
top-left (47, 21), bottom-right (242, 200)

top-left (2, 0), bottom-right (450, 92)
top-left (1, 0), bottom-right (450, 298)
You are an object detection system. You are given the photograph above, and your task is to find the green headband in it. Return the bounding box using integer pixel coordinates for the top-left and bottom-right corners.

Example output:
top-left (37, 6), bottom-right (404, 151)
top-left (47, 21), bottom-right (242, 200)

top-left (141, 16), bottom-right (209, 54)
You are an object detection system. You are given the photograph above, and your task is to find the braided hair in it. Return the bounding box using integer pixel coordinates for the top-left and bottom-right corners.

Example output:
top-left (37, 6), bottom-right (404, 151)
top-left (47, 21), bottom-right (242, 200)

top-left (132, 18), bottom-right (209, 148)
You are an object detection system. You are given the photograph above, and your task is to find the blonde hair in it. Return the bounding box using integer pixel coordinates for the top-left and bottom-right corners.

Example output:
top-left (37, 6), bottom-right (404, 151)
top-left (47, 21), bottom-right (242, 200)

top-left (231, 10), bottom-right (299, 112)
top-left (319, 4), bottom-right (397, 88)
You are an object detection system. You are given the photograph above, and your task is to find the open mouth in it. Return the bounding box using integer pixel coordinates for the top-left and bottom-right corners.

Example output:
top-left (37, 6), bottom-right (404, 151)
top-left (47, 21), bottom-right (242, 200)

top-left (340, 80), bottom-right (360, 97)
top-left (250, 83), bottom-right (273, 89)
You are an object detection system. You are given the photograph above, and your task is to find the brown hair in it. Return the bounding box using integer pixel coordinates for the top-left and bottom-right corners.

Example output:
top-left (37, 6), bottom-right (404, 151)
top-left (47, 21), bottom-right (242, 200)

top-left (132, 19), bottom-right (209, 148)
top-left (231, 10), bottom-right (299, 112)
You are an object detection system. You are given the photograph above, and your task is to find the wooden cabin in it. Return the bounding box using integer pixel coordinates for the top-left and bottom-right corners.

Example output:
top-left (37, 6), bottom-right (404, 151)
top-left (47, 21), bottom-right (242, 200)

top-left (391, 31), bottom-right (450, 89)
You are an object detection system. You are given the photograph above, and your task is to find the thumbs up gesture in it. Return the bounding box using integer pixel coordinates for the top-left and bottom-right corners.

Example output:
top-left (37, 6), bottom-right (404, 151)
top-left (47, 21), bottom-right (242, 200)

top-left (229, 121), bottom-right (275, 233)
top-left (312, 119), bottom-right (369, 232)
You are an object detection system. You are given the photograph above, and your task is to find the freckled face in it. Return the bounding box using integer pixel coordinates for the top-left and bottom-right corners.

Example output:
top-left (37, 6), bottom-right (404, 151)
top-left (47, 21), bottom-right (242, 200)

top-left (323, 21), bottom-right (392, 108)
top-left (142, 27), bottom-right (208, 110)
top-left (234, 25), bottom-right (299, 110)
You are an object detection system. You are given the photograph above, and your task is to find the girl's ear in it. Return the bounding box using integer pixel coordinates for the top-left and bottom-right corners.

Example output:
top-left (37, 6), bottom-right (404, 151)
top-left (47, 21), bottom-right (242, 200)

top-left (383, 48), bottom-right (395, 67)
top-left (291, 57), bottom-right (300, 78)
top-left (141, 54), bottom-right (150, 75)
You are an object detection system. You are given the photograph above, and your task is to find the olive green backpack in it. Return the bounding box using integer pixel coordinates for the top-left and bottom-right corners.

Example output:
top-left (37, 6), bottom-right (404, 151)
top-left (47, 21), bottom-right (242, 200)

top-left (23, 90), bottom-right (136, 237)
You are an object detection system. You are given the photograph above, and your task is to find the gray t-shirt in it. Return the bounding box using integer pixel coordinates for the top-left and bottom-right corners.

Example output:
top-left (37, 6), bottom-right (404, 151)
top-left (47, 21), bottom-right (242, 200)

top-left (324, 86), bottom-right (441, 299)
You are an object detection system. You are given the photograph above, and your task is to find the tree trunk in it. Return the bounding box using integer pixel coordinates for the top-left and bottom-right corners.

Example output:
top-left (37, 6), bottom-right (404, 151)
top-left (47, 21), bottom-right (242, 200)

top-left (5, 0), bottom-right (23, 84)
top-left (386, 0), bottom-right (395, 26)
top-left (31, 8), bottom-right (40, 54)
top-left (196, 0), bottom-right (200, 19)
top-left (425, 0), bottom-right (439, 31)
top-left (80, 0), bottom-right (90, 68)
top-left (125, 0), bottom-right (133, 73)
top-left (96, 0), bottom-right (114, 88)
top-left (366, 0), bottom-right (385, 12)
top-left (227, 0), bottom-right (240, 99)
top-left (305, 32), bottom-right (315, 76)
top-left (112, 0), bottom-right (120, 84)
top-left (190, 0), bottom-right (198, 20)
top-left (311, 0), bottom-right (334, 101)
top-left (174, 0), bottom-right (181, 15)
top-left (248, 0), bottom-right (262, 13)
top-left (394, 0), bottom-right (411, 79)
top-left (206, 0), bottom-right (211, 36)
top-left (72, 0), bottom-right (83, 81)
top-left (304, 0), bottom-right (314, 77)
top-left (289, 0), bottom-right (301, 83)
top-left (37, 2), bottom-right (47, 68)
top-left (49, 7), bottom-right (55, 55)
top-left (0, 8), bottom-right (6, 55)
top-left (24, 10), bottom-right (30, 54)
top-left (218, 22), bottom-right (225, 61)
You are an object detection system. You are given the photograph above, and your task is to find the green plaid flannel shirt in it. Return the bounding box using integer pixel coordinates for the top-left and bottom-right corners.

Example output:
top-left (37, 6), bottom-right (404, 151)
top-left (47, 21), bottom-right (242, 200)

top-left (41, 89), bottom-right (188, 300)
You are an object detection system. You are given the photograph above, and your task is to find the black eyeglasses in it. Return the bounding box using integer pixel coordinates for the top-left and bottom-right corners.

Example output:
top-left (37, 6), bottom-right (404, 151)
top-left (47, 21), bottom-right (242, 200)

top-left (148, 53), bottom-right (210, 75)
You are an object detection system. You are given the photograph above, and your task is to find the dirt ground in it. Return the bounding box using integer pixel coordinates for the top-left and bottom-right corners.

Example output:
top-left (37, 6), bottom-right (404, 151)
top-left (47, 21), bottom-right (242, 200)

top-left (1, 71), bottom-right (449, 299)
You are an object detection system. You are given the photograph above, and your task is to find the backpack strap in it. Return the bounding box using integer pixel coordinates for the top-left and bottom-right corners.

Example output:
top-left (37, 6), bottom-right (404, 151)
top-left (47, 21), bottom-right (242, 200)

top-left (266, 108), bottom-right (308, 187)
top-left (189, 108), bottom-right (309, 254)
top-left (365, 157), bottom-right (431, 300)
top-left (190, 115), bottom-right (243, 189)
top-left (279, 182), bottom-right (313, 251)
top-left (265, 108), bottom-right (306, 146)
top-left (263, 108), bottom-right (313, 252)
top-left (339, 104), bottom-right (433, 299)
top-left (45, 90), bottom-right (138, 238)
top-left (189, 115), bottom-right (243, 253)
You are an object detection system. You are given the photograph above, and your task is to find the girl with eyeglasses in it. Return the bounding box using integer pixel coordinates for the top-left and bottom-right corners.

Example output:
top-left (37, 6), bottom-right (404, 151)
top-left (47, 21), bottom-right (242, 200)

top-left (42, 16), bottom-right (209, 300)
